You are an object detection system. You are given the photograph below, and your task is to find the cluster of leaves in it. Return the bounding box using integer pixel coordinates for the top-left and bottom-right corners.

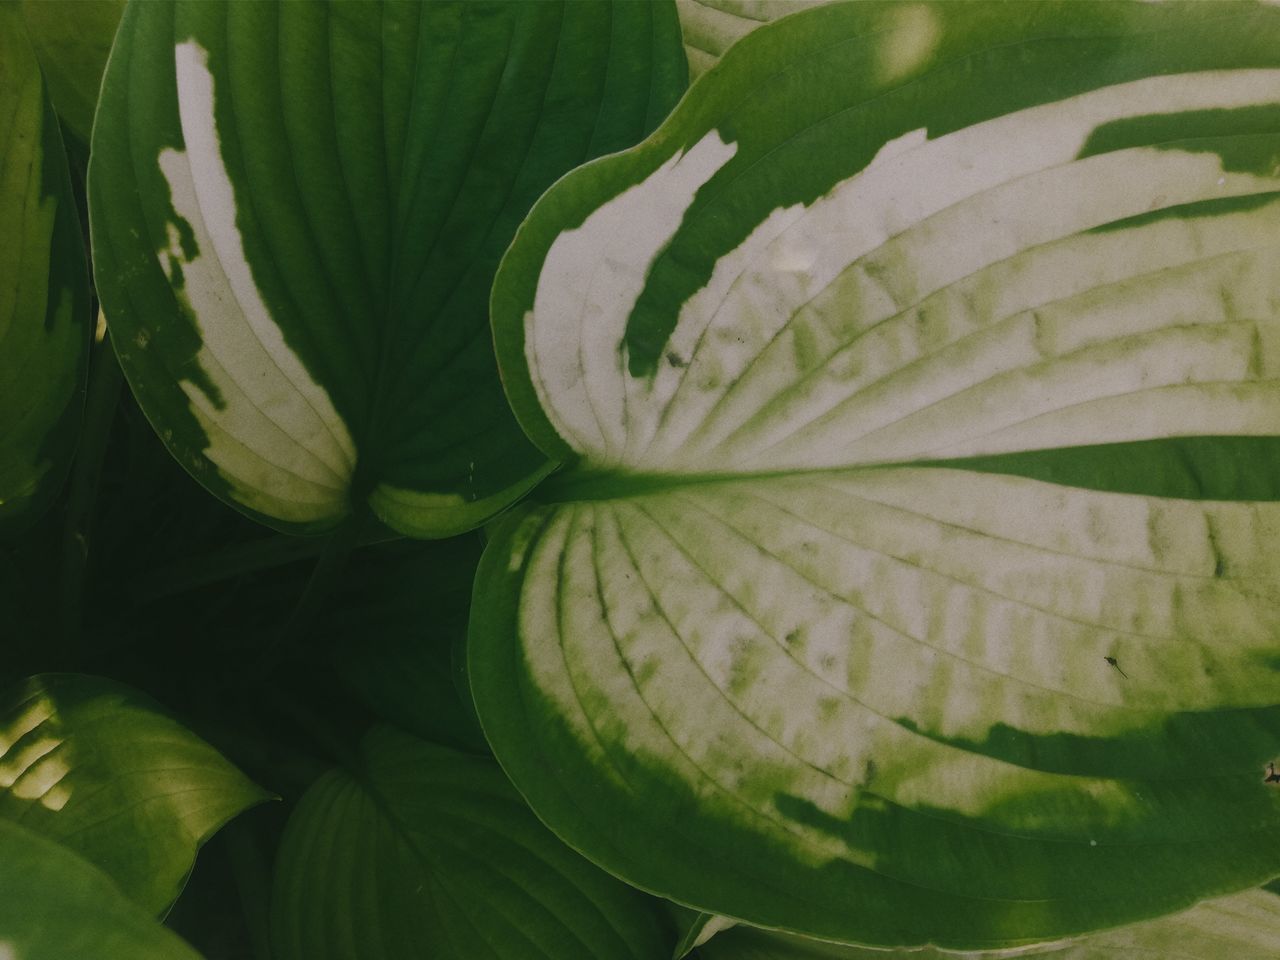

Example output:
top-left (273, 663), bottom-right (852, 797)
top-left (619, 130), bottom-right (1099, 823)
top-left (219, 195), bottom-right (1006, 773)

top-left (5, 1), bottom-right (1280, 958)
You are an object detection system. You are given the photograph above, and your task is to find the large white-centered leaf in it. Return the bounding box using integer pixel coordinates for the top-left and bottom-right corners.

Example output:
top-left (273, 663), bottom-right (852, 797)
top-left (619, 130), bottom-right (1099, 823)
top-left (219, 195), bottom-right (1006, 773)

top-left (87, 0), bottom-right (686, 537)
top-left (473, 0), bottom-right (1280, 949)
top-left (0, 818), bottom-right (204, 960)
top-left (0, 2), bottom-right (90, 535)
top-left (270, 726), bottom-right (671, 960)
top-left (0, 674), bottom-right (269, 914)
top-left (694, 888), bottom-right (1280, 959)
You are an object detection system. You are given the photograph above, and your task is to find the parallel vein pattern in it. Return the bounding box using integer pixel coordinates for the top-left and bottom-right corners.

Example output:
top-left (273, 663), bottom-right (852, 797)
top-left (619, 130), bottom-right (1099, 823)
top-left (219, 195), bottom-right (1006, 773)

top-left (0, 674), bottom-right (268, 914)
top-left (89, 0), bottom-right (686, 535)
top-left (524, 70), bottom-right (1280, 473)
top-left (270, 728), bottom-right (669, 960)
top-left (479, 1), bottom-right (1280, 949)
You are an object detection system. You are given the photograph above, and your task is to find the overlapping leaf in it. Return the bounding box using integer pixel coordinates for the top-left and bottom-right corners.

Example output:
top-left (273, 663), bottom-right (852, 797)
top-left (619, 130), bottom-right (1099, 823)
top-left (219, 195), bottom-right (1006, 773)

top-left (0, 674), bottom-right (269, 913)
top-left (0, 2), bottom-right (90, 535)
top-left (88, 0), bottom-right (686, 537)
top-left (0, 818), bottom-right (204, 960)
top-left (271, 726), bottom-right (671, 960)
top-left (20, 0), bottom-right (124, 143)
top-left (676, 0), bottom-right (830, 80)
top-left (474, 0), bottom-right (1280, 948)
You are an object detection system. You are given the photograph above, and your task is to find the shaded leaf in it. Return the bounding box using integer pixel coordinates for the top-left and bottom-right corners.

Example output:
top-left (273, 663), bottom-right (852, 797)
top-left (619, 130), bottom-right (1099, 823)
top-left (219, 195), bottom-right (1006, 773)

top-left (328, 536), bottom-right (488, 753)
top-left (0, 1), bottom-right (90, 536)
top-left (271, 726), bottom-right (671, 960)
top-left (21, 0), bottom-right (124, 142)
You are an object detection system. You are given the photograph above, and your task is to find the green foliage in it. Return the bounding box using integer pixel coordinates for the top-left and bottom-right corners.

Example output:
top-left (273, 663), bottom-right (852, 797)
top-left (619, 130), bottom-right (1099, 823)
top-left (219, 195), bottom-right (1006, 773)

top-left (271, 727), bottom-right (670, 960)
top-left (0, 818), bottom-right (203, 960)
top-left (0, 673), bottom-right (269, 913)
top-left (88, 0), bottom-right (684, 537)
top-left (0, 1), bottom-right (89, 535)
top-left (4, 0), bottom-right (1280, 957)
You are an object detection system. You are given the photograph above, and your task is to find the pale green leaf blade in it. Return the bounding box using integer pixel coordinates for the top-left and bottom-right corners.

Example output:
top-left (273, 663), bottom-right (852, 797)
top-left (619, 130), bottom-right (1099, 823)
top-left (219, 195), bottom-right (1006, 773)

top-left (697, 889), bottom-right (1280, 959)
top-left (20, 0), bottom-right (124, 142)
top-left (0, 2), bottom-right (90, 535)
top-left (0, 674), bottom-right (271, 914)
top-left (477, 0), bottom-right (1280, 948)
top-left (474, 490), bottom-right (1280, 946)
top-left (270, 726), bottom-right (671, 960)
top-left (87, 0), bottom-right (685, 537)
top-left (0, 818), bottom-right (204, 960)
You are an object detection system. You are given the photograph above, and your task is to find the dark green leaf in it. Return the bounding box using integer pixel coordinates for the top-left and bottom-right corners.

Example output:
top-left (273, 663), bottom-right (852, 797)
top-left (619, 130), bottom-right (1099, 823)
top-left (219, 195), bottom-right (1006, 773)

top-left (0, 2), bottom-right (90, 536)
top-left (271, 726), bottom-right (671, 960)
top-left (328, 536), bottom-right (489, 753)
top-left (20, 0), bottom-right (124, 142)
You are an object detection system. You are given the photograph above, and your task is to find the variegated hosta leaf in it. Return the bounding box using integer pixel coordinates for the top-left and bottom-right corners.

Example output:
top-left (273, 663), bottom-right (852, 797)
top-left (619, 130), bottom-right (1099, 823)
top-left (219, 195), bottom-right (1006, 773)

top-left (270, 726), bottom-right (671, 960)
top-left (676, 0), bottom-right (831, 81)
top-left (0, 674), bottom-right (270, 914)
top-left (476, 0), bottom-right (1280, 948)
top-left (696, 889), bottom-right (1280, 960)
top-left (0, 2), bottom-right (90, 536)
top-left (87, 0), bottom-right (686, 538)
top-left (0, 819), bottom-right (204, 960)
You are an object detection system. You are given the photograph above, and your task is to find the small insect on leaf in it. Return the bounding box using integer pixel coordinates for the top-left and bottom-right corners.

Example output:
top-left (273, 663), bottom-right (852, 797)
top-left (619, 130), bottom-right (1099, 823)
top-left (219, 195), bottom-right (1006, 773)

top-left (1104, 656), bottom-right (1128, 679)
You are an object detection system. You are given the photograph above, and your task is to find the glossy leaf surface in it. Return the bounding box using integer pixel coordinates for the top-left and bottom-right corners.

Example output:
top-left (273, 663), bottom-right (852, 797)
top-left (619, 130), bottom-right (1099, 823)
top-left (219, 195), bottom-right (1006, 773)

top-left (88, 0), bottom-right (685, 537)
top-left (271, 726), bottom-right (671, 960)
top-left (0, 2), bottom-right (89, 535)
top-left (0, 674), bottom-right (269, 914)
top-left (475, 1), bottom-right (1280, 948)
top-left (0, 818), bottom-right (204, 960)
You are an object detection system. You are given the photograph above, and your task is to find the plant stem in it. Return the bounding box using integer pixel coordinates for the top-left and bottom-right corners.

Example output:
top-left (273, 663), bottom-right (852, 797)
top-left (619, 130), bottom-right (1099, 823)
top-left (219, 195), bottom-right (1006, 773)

top-left (58, 331), bottom-right (123, 660)
top-left (253, 510), bottom-right (367, 676)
